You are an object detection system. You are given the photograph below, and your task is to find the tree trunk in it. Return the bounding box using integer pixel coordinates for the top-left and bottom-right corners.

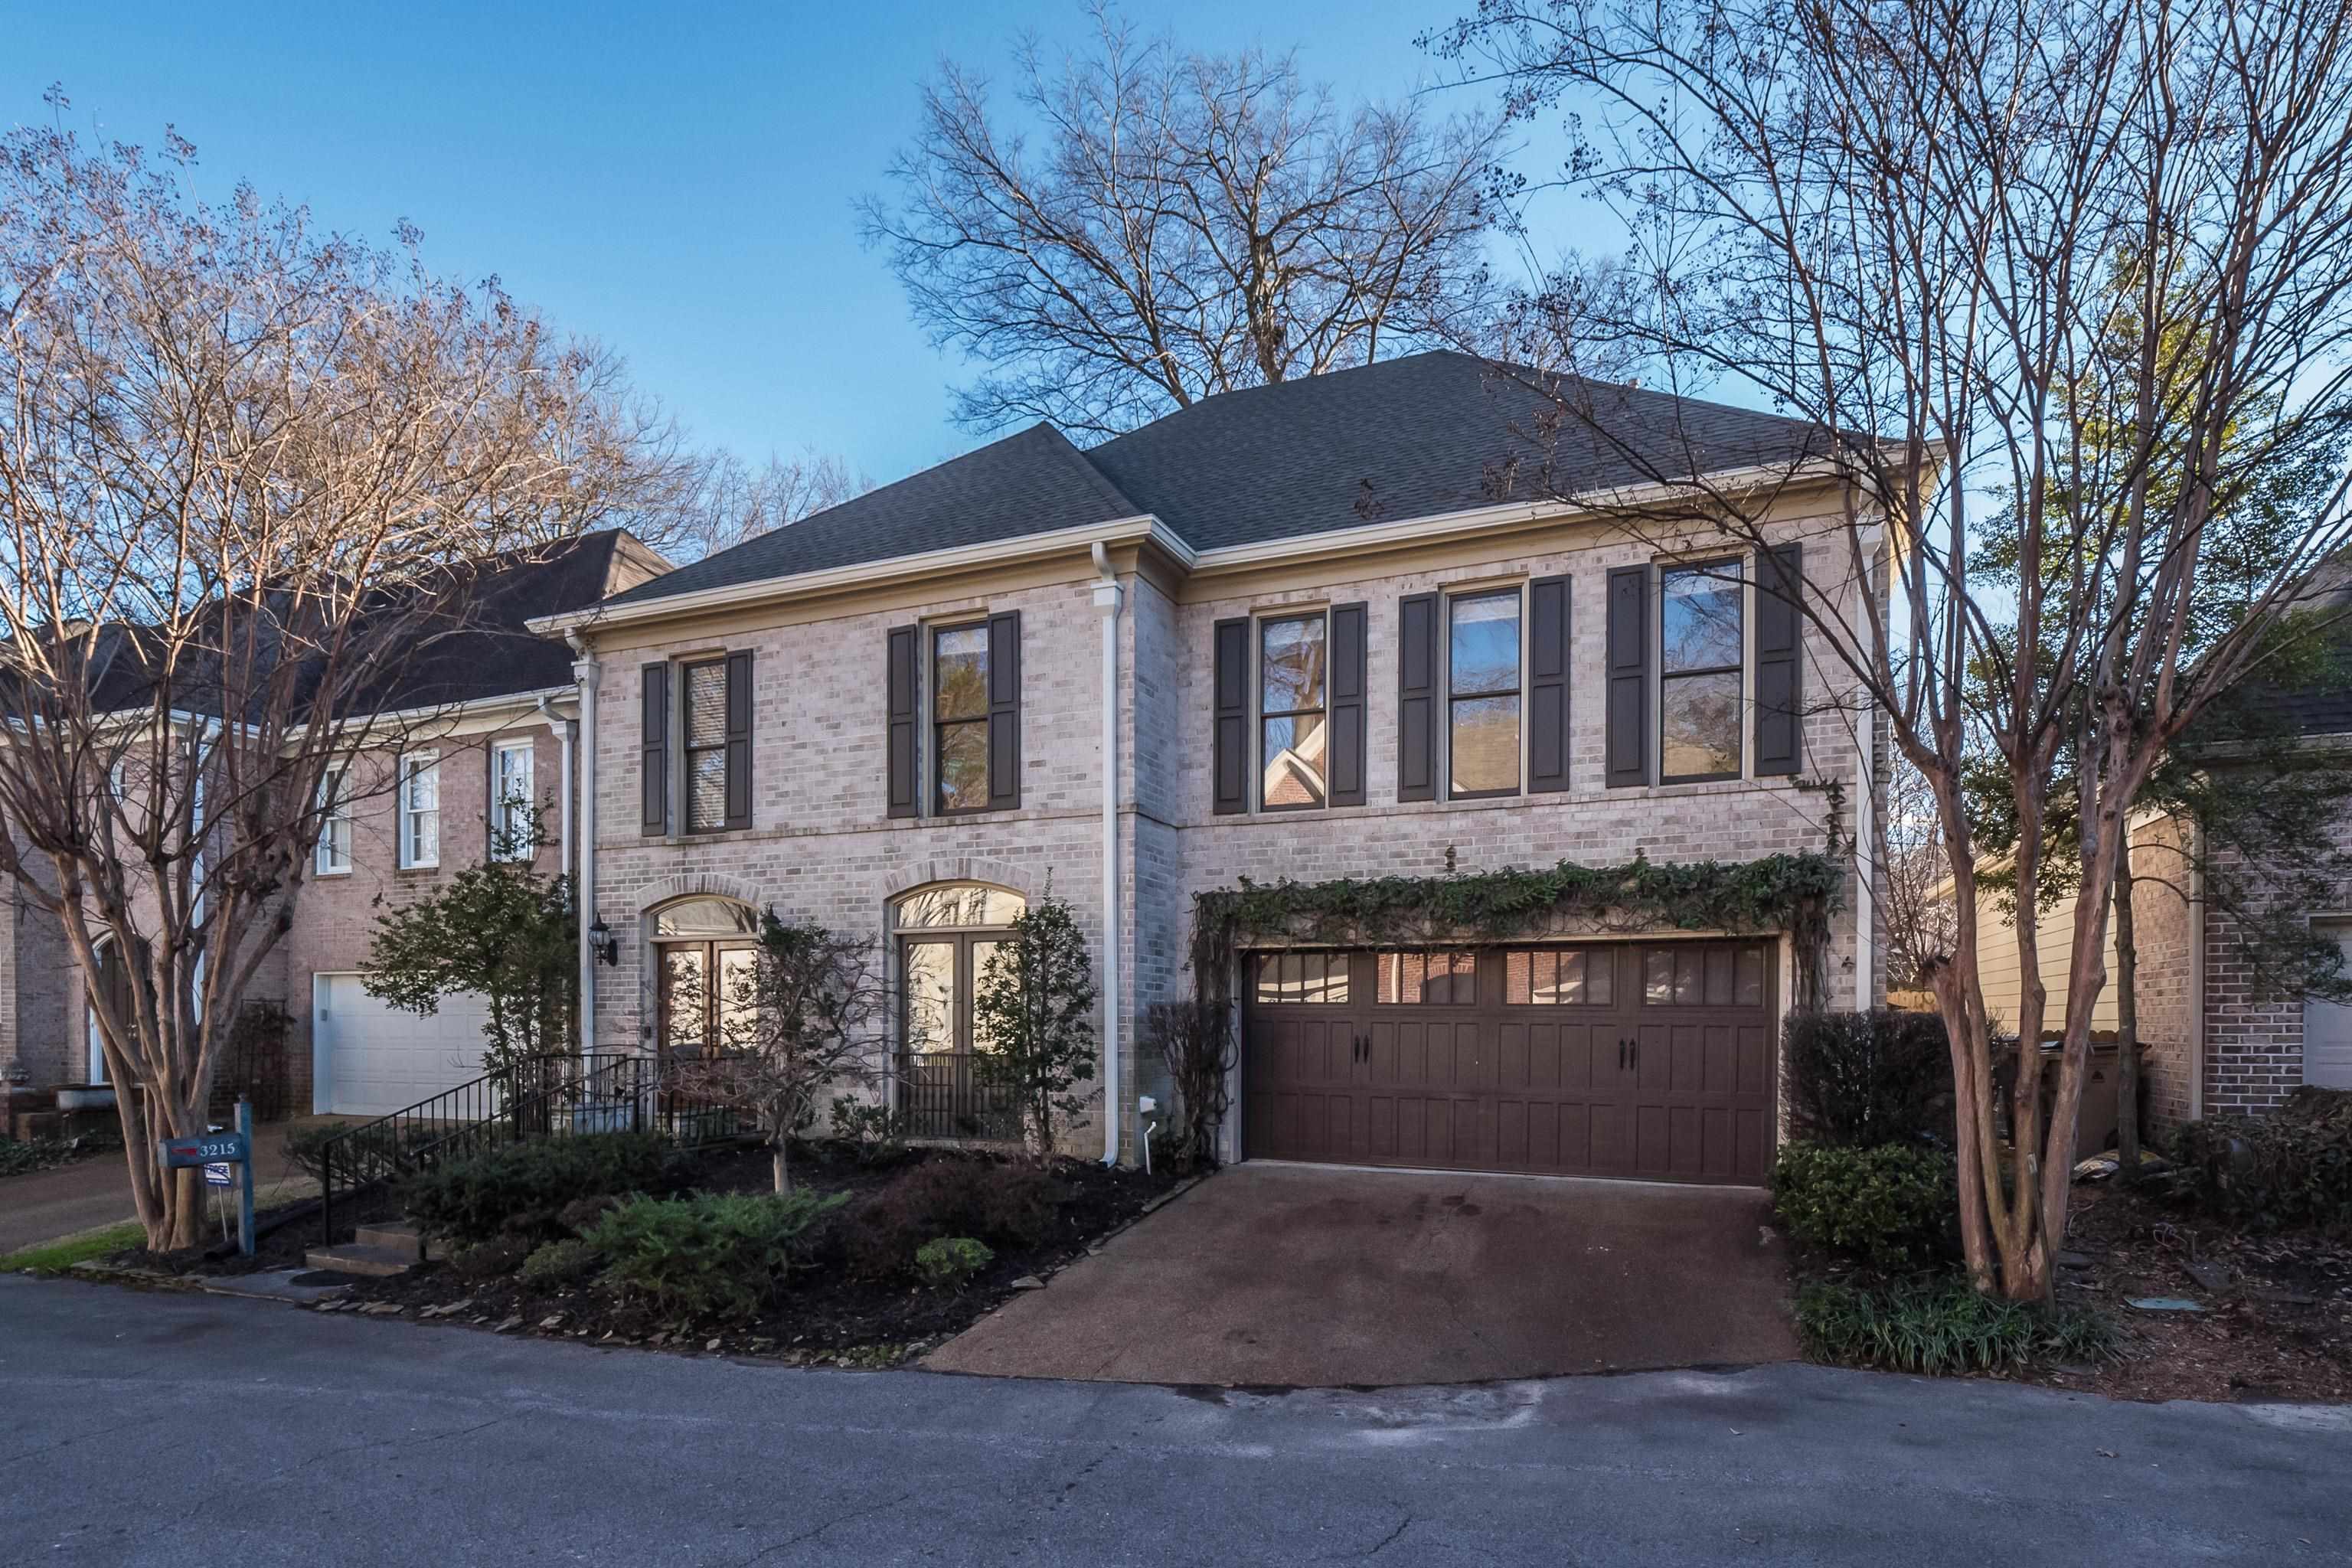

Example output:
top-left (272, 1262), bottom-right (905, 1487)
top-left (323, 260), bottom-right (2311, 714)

top-left (2114, 853), bottom-right (2141, 1184)
top-left (772, 1139), bottom-right (791, 1195)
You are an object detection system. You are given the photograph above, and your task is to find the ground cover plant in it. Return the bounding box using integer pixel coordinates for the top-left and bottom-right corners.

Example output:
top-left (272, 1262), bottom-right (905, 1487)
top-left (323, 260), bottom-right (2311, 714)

top-left (0, 1134), bottom-right (115, 1178)
top-left (401, 1132), bottom-right (684, 1248)
top-left (315, 1140), bottom-right (1186, 1365)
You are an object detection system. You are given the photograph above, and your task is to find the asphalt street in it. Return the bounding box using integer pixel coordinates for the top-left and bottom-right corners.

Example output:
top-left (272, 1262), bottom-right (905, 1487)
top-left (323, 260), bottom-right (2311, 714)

top-left (3, 1274), bottom-right (2347, 1566)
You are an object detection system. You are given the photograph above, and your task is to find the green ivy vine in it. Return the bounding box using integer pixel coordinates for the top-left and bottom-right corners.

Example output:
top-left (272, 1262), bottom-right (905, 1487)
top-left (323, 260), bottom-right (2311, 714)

top-left (1188, 847), bottom-right (1845, 1022)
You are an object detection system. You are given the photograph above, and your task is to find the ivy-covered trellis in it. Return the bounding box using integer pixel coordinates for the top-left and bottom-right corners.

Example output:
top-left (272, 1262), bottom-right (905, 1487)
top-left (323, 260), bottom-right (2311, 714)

top-left (1187, 847), bottom-right (1847, 1024)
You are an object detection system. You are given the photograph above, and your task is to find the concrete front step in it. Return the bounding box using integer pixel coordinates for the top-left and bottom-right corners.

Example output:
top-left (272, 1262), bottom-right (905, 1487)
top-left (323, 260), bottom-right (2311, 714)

top-left (303, 1243), bottom-right (417, 1279)
top-left (352, 1220), bottom-right (448, 1262)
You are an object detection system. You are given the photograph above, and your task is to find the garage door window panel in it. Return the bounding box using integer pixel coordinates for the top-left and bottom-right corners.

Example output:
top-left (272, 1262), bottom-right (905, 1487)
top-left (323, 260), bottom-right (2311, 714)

top-left (1252, 951), bottom-right (1351, 1005)
top-left (1504, 948), bottom-right (1615, 1007)
top-left (1376, 949), bottom-right (1478, 1005)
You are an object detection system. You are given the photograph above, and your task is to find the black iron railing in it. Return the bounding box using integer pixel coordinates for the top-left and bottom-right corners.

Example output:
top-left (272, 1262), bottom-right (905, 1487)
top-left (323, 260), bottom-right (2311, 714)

top-left (897, 1053), bottom-right (1021, 1143)
top-left (316, 1054), bottom-right (648, 1243)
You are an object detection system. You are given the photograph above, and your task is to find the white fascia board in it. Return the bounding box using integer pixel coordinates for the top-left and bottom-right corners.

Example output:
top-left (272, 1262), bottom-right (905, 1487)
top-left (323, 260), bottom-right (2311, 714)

top-left (530, 514), bottom-right (1182, 640)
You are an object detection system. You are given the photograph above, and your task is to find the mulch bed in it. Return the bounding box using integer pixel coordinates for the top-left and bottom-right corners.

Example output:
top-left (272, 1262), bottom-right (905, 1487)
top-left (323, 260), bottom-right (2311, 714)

top-left (2027, 1181), bottom-right (2352, 1404)
top-left (306, 1144), bottom-right (1191, 1367)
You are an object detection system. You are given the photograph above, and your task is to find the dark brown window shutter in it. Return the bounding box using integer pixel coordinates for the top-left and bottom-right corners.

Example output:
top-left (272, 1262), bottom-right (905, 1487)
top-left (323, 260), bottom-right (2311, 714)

top-left (1212, 617), bottom-right (1249, 815)
top-left (1605, 566), bottom-right (1651, 789)
top-left (639, 662), bottom-right (668, 834)
top-left (1396, 593), bottom-right (1438, 802)
top-left (986, 610), bottom-right (1021, 811)
top-left (1527, 575), bottom-right (1572, 793)
top-left (1755, 544), bottom-right (1804, 776)
top-left (1328, 602), bottom-right (1368, 808)
top-left (723, 649), bottom-right (753, 830)
top-left (887, 625), bottom-right (918, 819)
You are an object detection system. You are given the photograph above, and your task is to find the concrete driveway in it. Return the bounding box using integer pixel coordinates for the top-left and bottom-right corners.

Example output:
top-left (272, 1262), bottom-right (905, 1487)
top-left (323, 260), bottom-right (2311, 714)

top-left (927, 1161), bottom-right (1798, 1386)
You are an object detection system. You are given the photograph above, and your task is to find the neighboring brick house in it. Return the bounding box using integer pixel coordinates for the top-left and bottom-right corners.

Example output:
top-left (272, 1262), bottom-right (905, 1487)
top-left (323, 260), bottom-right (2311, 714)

top-left (1974, 601), bottom-right (2352, 1138)
top-left (539, 351), bottom-right (1891, 1182)
top-left (0, 529), bottom-right (670, 1119)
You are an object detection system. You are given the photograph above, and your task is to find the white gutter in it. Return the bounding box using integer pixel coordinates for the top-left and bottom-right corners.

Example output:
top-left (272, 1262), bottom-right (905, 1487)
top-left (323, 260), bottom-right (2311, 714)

top-left (1851, 528), bottom-right (1883, 1011)
top-left (1092, 541), bottom-right (1123, 1165)
top-left (570, 645), bottom-right (600, 1057)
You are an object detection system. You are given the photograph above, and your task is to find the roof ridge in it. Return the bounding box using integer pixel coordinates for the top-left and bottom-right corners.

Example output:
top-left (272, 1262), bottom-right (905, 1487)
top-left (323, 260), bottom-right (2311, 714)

top-left (1027, 422), bottom-right (1147, 522)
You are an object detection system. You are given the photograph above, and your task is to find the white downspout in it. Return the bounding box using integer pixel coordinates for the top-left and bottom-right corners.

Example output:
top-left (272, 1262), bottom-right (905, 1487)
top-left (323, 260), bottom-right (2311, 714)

top-left (570, 645), bottom-right (600, 1057)
top-left (2188, 817), bottom-right (2207, 1122)
top-left (1853, 532), bottom-right (1881, 1011)
top-left (534, 694), bottom-right (576, 888)
top-left (1092, 541), bottom-right (1123, 1165)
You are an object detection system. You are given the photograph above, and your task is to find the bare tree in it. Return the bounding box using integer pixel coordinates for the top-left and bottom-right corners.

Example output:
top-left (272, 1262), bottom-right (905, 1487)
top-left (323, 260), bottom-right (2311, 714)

top-left (1439, 0), bottom-right (2352, 1298)
top-left (862, 5), bottom-right (1502, 437)
top-left (0, 112), bottom-right (642, 1249)
top-left (665, 448), bottom-right (864, 560)
top-left (1883, 759), bottom-right (1958, 992)
top-left (665, 914), bottom-right (888, 1193)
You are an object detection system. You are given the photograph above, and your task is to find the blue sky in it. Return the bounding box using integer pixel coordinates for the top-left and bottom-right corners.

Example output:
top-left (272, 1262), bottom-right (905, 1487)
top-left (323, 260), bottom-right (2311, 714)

top-left (10, 0), bottom-right (1536, 488)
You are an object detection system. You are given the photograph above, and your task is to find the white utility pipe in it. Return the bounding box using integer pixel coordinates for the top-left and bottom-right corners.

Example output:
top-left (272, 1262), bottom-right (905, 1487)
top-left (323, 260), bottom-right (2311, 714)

top-left (1852, 537), bottom-right (1880, 1011)
top-left (1092, 541), bottom-right (1124, 1165)
top-left (570, 647), bottom-right (600, 1057)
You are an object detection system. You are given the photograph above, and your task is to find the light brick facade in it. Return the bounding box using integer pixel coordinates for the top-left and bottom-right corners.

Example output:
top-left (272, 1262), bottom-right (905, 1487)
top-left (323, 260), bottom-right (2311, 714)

top-left (580, 500), bottom-right (1890, 1164)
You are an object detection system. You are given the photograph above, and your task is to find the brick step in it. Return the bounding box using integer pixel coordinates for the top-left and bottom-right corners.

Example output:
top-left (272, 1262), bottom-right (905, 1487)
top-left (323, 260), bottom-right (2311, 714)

top-left (351, 1220), bottom-right (447, 1261)
top-left (304, 1243), bottom-right (416, 1279)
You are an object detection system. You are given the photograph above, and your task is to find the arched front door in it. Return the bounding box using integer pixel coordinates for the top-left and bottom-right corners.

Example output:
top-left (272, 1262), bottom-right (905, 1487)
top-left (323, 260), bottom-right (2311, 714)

top-left (649, 897), bottom-right (760, 1067)
top-left (892, 884), bottom-right (1024, 1142)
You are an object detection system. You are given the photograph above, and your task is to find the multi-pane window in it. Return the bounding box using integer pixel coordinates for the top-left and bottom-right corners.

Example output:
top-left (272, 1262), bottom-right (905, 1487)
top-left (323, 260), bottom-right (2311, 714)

top-left (1376, 949), bottom-right (1478, 1004)
top-left (1660, 563), bottom-right (1744, 782)
top-left (492, 739), bottom-right (535, 860)
top-left (397, 752), bottom-right (439, 869)
top-left (1642, 943), bottom-right (1767, 1008)
top-left (682, 659), bottom-right (730, 833)
top-left (1259, 612), bottom-right (1328, 810)
top-left (1252, 951), bottom-right (1351, 1004)
top-left (933, 625), bottom-right (989, 813)
top-left (314, 773), bottom-right (351, 875)
top-left (1504, 948), bottom-right (1615, 1006)
top-left (1449, 590), bottom-right (1521, 797)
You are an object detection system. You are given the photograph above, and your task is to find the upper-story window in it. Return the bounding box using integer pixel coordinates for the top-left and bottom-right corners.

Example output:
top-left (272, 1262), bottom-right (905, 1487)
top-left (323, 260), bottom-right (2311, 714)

top-left (933, 624), bottom-right (990, 813)
top-left (682, 659), bottom-right (731, 833)
top-left (642, 652), bottom-right (752, 838)
top-left (1658, 562), bottom-right (1743, 783)
top-left (397, 751), bottom-right (439, 869)
top-left (492, 737), bottom-right (535, 858)
top-left (315, 772), bottom-right (352, 875)
top-left (886, 613), bottom-right (1021, 820)
top-left (1449, 589), bottom-right (1521, 799)
top-left (1259, 612), bottom-right (1328, 810)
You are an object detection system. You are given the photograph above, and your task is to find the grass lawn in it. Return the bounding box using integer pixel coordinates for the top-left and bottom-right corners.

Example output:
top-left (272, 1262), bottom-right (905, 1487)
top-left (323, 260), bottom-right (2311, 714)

top-left (0, 1220), bottom-right (145, 1276)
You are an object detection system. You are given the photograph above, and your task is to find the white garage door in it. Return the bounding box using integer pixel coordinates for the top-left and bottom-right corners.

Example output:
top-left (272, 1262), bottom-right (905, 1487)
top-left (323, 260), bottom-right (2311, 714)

top-left (313, 973), bottom-right (494, 1116)
top-left (2308, 921), bottom-right (2352, 1091)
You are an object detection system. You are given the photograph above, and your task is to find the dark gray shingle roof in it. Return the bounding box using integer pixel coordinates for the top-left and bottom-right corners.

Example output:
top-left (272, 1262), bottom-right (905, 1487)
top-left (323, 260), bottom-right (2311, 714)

top-left (606, 423), bottom-right (1141, 606)
top-left (608, 351), bottom-right (1826, 608)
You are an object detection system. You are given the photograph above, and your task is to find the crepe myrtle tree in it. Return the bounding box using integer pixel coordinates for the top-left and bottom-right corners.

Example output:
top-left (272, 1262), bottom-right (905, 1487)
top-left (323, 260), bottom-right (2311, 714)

top-left (664, 913), bottom-right (889, 1194)
top-left (1436, 0), bottom-right (2352, 1298)
top-left (972, 893), bottom-right (1099, 1158)
top-left (0, 108), bottom-right (675, 1250)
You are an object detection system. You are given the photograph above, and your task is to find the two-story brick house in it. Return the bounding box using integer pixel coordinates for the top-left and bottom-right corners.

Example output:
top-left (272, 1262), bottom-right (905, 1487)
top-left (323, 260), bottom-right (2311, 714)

top-left (541, 351), bottom-right (1890, 1181)
top-left (0, 529), bottom-right (671, 1121)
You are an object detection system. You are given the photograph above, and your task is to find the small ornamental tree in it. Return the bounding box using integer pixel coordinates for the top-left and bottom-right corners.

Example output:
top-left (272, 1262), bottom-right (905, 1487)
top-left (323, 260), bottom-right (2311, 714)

top-left (972, 893), bottom-right (1099, 1158)
top-left (1143, 1000), bottom-right (1235, 1172)
top-left (364, 812), bottom-right (576, 1082)
top-left (665, 913), bottom-right (887, 1193)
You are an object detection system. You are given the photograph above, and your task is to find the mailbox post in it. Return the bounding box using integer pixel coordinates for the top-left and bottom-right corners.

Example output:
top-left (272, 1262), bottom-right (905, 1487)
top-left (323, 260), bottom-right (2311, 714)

top-left (158, 1097), bottom-right (255, 1257)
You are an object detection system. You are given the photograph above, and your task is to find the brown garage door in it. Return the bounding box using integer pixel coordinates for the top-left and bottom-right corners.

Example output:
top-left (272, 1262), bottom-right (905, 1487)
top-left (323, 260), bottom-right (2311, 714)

top-left (1242, 942), bottom-right (1777, 1184)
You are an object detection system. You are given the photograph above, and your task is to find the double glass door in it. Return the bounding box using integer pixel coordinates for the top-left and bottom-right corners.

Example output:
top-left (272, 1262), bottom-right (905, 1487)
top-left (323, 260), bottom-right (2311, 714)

top-left (900, 933), bottom-right (1018, 1141)
top-left (658, 941), bottom-right (759, 1062)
